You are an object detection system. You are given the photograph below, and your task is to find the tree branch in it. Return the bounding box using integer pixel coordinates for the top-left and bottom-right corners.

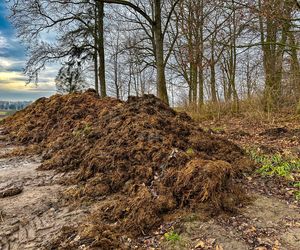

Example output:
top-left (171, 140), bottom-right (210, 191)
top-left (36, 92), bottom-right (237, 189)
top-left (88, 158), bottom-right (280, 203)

top-left (99, 0), bottom-right (154, 25)
top-left (163, 0), bottom-right (181, 37)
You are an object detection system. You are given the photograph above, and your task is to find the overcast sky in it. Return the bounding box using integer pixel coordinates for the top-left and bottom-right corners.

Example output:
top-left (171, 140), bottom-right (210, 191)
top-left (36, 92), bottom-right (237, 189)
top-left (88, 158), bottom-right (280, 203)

top-left (0, 2), bottom-right (56, 101)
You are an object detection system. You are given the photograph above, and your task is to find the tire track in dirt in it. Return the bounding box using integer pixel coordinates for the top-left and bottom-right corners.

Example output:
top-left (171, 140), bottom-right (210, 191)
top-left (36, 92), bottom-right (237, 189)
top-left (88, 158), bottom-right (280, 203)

top-left (0, 139), bottom-right (90, 250)
top-left (1, 204), bottom-right (89, 249)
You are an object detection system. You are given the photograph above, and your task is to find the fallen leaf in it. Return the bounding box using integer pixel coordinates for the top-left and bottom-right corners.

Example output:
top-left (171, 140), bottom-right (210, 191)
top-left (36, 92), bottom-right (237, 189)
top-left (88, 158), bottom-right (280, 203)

top-left (216, 245), bottom-right (224, 250)
top-left (244, 226), bottom-right (256, 234)
top-left (272, 240), bottom-right (280, 250)
top-left (195, 240), bottom-right (205, 249)
top-left (207, 238), bottom-right (216, 246)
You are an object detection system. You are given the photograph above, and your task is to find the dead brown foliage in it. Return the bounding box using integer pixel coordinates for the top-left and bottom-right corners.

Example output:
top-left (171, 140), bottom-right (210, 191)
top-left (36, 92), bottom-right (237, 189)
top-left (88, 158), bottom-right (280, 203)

top-left (1, 91), bottom-right (254, 248)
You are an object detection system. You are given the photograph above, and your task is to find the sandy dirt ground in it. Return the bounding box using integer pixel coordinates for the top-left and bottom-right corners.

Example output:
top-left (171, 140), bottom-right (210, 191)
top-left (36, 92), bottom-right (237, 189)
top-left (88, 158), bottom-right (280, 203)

top-left (159, 194), bottom-right (300, 250)
top-left (0, 135), bottom-right (91, 250)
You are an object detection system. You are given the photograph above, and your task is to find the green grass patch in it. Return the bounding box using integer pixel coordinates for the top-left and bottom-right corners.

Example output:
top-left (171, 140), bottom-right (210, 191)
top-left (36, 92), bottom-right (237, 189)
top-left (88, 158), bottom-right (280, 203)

top-left (186, 147), bottom-right (195, 157)
top-left (295, 191), bottom-right (300, 201)
top-left (0, 110), bottom-right (16, 117)
top-left (164, 231), bottom-right (181, 243)
top-left (293, 181), bottom-right (300, 188)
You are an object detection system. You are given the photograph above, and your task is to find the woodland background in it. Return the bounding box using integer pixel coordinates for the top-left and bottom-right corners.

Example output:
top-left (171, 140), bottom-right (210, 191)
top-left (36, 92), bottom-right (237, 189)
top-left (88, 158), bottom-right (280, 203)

top-left (8, 0), bottom-right (300, 113)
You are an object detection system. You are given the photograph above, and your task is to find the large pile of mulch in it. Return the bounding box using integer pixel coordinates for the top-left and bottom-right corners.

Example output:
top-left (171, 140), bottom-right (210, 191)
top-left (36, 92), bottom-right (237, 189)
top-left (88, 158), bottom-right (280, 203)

top-left (1, 90), bottom-right (254, 249)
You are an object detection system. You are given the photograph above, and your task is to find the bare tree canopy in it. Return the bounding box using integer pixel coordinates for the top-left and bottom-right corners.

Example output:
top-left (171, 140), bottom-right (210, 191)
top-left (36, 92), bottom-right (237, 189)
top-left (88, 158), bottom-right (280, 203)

top-left (7, 0), bottom-right (300, 111)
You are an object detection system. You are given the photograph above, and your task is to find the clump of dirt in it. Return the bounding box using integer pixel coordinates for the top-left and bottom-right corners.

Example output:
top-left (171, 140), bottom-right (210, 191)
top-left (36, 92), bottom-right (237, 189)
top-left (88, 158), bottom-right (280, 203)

top-left (259, 127), bottom-right (300, 145)
top-left (1, 91), bottom-right (255, 248)
top-left (259, 127), bottom-right (289, 137)
top-left (0, 182), bottom-right (23, 198)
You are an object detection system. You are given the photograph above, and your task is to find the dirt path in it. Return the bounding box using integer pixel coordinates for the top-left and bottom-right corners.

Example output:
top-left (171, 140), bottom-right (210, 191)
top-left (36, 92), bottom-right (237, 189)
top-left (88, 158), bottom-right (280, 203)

top-left (0, 137), bottom-right (90, 250)
top-left (157, 193), bottom-right (300, 250)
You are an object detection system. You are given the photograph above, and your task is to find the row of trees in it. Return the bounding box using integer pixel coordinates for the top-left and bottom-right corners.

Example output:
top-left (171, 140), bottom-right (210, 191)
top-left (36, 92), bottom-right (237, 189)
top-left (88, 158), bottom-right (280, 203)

top-left (8, 0), bottom-right (300, 111)
top-left (0, 101), bottom-right (31, 110)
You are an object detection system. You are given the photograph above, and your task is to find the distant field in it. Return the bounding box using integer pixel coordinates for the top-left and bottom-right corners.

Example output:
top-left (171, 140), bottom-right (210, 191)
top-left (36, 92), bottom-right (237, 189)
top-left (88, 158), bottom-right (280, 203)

top-left (0, 110), bottom-right (16, 119)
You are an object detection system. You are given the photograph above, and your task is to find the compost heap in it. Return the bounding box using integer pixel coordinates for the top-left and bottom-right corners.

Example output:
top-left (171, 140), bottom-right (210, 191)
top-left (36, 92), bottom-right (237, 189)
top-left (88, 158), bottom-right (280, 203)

top-left (1, 90), bottom-right (254, 249)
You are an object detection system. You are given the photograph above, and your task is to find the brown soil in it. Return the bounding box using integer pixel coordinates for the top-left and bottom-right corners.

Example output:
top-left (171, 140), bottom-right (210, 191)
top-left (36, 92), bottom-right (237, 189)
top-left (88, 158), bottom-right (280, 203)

top-left (0, 138), bottom-right (92, 250)
top-left (158, 194), bottom-right (300, 250)
top-left (0, 183), bottom-right (23, 198)
top-left (1, 92), bottom-right (255, 248)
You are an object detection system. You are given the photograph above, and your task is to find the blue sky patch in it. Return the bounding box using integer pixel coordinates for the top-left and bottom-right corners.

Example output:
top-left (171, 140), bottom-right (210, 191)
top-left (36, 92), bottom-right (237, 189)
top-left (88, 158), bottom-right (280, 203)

top-left (0, 2), bottom-right (56, 101)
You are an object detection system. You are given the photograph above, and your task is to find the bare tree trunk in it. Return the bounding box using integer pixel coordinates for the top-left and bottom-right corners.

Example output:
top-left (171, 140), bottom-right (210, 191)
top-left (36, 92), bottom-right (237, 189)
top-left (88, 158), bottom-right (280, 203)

top-left (198, 61), bottom-right (204, 106)
top-left (259, 0), bottom-right (291, 111)
top-left (153, 0), bottom-right (169, 105)
top-left (246, 58), bottom-right (252, 99)
top-left (198, 0), bottom-right (204, 108)
top-left (260, 4), bottom-right (277, 111)
top-left (94, 6), bottom-right (99, 94)
top-left (128, 63), bottom-right (132, 97)
top-left (210, 40), bottom-right (217, 103)
top-left (99, 0), bottom-right (182, 104)
top-left (210, 64), bottom-right (217, 102)
top-left (94, 49), bottom-right (99, 94)
top-left (97, 1), bottom-right (107, 97)
top-left (190, 62), bottom-right (198, 104)
top-left (230, 0), bottom-right (239, 112)
top-left (114, 54), bottom-right (119, 99)
top-left (289, 32), bottom-right (300, 100)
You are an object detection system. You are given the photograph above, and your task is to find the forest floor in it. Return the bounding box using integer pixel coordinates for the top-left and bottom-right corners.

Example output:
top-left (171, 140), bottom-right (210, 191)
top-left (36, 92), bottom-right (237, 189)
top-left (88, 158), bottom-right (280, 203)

top-left (0, 114), bottom-right (299, 250)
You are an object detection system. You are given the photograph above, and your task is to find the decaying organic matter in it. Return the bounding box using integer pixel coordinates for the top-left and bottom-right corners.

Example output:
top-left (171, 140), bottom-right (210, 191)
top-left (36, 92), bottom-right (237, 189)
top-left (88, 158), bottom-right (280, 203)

top-left (1, 91), bottom-right (255, 248)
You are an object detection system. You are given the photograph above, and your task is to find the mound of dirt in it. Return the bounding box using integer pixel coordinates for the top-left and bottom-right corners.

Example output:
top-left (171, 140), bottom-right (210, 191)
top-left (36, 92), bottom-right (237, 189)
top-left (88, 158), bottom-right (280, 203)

top-left (1, 91), bottom-right (254, 248)
top-left (2, 89), bottom-right (121, 144)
